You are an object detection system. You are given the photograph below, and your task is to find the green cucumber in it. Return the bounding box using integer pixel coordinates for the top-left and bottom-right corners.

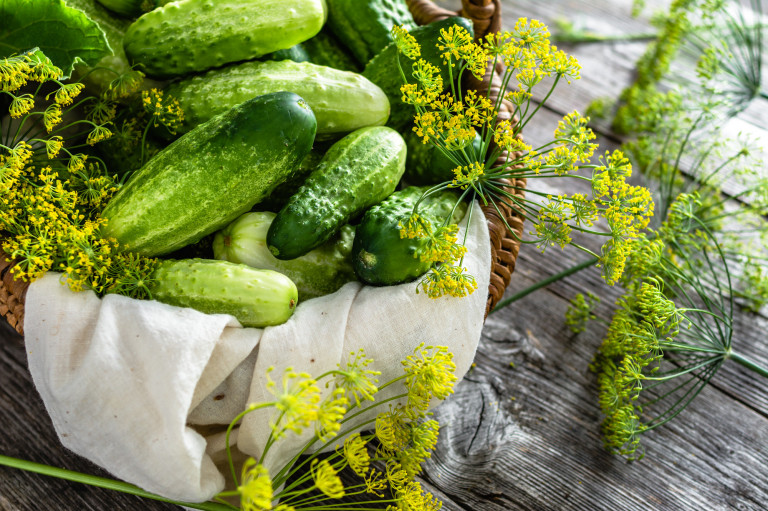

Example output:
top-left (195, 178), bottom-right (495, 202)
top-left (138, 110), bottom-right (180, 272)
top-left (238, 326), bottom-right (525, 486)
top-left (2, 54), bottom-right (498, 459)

top-left (303, 28), bottom-right (360, 72)
top-left (363, 16), bottom-right (474, 131)
top-left (352, 186), bottom-right (466, 285)
top-left (268, 126), bottom-right (407, 260)
top-left (325, 0), bottom-right (416, 65)
top-left (164, 60), bottom-right (390, 139)
top-left (213, 211), bottom-right (356, 301)
top-left (101, 91), bottom-right (317, 256)
top-left (149, 258), bottom-right (298, 327)
top-left (123, 0), bottom-right (327, 78)
top-left (404, 132), bottom-right (484, 185)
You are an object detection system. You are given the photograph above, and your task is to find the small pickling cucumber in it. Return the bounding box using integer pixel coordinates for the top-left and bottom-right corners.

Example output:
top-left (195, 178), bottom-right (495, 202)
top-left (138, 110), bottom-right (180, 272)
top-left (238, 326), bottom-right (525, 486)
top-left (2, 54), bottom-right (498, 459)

top-left (325, 0), bottom-right (416, 65)
top-left (363, 16), bottom-right (474, 131)
top-left (123, 0), bottom-right (327, 77)
top-left (267, 126), bottom-right (407, 260)
top-left (213, 211), bottom-right (356, 301)
top-left (149, 259), bottom-right (298, 327)
top-left (352, 186), bottom-right (466, 286)
top-left (404, 132), bottom-right (484, 185)
top-left (101, 91), bottom-right (317, 256)
top-left (164, 60), bottom-right (390, 139)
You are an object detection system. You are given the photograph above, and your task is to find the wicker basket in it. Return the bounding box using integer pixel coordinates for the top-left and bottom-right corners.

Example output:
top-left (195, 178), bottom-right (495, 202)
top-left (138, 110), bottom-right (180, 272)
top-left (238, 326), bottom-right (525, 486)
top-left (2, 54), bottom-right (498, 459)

top-left (0, 0), bottom-right (524, 336)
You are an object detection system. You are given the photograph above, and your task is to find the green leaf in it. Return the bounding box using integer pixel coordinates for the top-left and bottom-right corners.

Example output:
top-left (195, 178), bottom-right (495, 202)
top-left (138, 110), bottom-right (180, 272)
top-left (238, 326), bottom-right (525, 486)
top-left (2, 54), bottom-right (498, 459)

top-left (0, 0), bottom-right (111, 78)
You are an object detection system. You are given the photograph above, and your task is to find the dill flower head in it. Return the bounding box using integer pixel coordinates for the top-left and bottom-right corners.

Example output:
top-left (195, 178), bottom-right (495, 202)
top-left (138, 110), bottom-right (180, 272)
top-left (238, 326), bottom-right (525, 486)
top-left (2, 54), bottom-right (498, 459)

top-left (8, 93), bottom-right (34, 118)
top-left (311, 459), bottom-right (345, 499)
top-left (565, 292), bottom-right (600, 333)
top-left (315, 387), bottom-right (348, 442)
top-left (265, 367), bottom-right (321, 438)
top-left (239, 459), bottom-right (273, 511)
top-left (418, 264), bottom-right (478, 299)
top-left (376, 405), bottom-right (411, 454)
top-left (392, 25), bottom-right (421, 60)
top-left (335, 349), bottom-right (380, 406)
top-left (52, 82), bottom-right (85, 106)
top-left (341, 433), bottom-right (370, 477)
top-left (142, 88), bottom-right (185, 134)
top-left (402, 344), bottom-right (457, 412)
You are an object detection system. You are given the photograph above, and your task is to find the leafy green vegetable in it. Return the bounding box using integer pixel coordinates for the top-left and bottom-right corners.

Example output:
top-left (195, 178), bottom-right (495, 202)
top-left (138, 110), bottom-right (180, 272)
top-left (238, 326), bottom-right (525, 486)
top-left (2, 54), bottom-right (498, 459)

top-left (0, 0), bottom-right (110, 77)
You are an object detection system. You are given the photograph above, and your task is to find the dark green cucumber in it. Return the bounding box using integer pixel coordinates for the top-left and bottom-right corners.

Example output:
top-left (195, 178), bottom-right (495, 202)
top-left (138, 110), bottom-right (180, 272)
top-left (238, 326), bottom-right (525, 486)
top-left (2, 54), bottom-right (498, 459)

top-left (149, 258), bottom-right (298, 327)
top-left (123, 0), bottom-right (327, 77)
top-left (352, 186), bottom-right (466, 286)
top-left (326, 0), bottom-right (416, 65)
top-left (164, 60), bottom-right (390, 139)
top-left (101, 91), bottom-right (317, 256)
top-left (302, 28), bottom-right (360, 72)
top-left (213, 211), bottom-right (356, 301)
top-left (363, 16), bottom-right (474, 131)
top-left (268, 126), bottom-right (407, 260)
top-left (404, 132), bottom-right (484, 185)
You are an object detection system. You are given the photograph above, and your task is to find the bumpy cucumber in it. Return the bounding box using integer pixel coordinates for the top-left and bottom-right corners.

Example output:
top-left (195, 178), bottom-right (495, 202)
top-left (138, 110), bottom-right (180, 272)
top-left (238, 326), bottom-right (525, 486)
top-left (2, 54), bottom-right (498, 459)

top-left (123, 0), bottom-right (327, 77)
top-left (149, 259), bottom-right (298, 327)
top-left (363, 16), bottom-right (474, 131)
top-left (404, 132), bottom-right (484, 185)
top-left (302, 28), bottom-right (360, 72)
top-left (326, 0), bottom-right (416, 65)
top-left (101, 91), bottom-right (317, 256)
top-left (268, 126), bottom-right (407, 260)
top-left (164, 60), bottom-right (389, 139)
top-left (213, 212), bottom-right (356, 301)
top-left (352, 186), bottom-right (466, 285)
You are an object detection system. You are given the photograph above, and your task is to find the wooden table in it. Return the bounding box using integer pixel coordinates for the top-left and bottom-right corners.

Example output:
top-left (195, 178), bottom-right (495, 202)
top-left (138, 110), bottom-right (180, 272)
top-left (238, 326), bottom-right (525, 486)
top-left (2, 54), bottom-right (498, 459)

top-left (2, 0), bottom-right (767, 509)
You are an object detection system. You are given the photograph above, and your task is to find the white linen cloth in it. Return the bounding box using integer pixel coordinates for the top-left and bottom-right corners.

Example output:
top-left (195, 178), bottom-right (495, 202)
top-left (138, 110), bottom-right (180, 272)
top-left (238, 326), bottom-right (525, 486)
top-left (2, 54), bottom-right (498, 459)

top-left (23, 206), bottom-right (490, 503)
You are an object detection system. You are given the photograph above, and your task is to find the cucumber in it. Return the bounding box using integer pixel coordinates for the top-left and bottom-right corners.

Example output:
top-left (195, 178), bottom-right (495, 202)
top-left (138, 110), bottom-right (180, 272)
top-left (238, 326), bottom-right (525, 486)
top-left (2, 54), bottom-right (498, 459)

top-left (352, 186), bottom-right (466, 285)
top-left (303, 28), bottom-right (360, 72)
top-left (101, 91), bottom-right (317, 256)
top-left (267, 126), bottom-right (407, 260)
top-left (363, 16), bottom-right (474, 131)
top-left (325, 0), bottom-right (416, 65)
top-left (213, 212), bottom-right (356, 301)
top-left (123, 0), bottom-right (327, 78)
top-left (404, 132), bottom-right (484, 185)
top-left (149, 258), bottom-right (298, 327)
top-left (164, 60), bottom-right (390, 139)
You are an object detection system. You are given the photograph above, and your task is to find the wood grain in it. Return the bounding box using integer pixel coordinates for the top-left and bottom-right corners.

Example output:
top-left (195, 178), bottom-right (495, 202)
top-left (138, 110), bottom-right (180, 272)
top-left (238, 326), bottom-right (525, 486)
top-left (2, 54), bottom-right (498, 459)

top-left (2, 0), bottom-right (767, 509)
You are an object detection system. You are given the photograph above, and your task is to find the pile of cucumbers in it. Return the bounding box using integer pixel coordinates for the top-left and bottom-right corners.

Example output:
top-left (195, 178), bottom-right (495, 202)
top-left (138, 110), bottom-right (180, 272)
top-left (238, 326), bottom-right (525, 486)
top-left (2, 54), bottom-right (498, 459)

top-left (97, 0), bottom-right (476, 327)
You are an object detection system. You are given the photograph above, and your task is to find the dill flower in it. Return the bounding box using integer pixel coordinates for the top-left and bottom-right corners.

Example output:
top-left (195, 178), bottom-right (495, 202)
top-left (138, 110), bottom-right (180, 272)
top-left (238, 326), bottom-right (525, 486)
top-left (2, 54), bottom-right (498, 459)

top-left (315, 388), bottom-right (348, 442)
top-left (266, 367), bottom-right (321, 438)
top-left (565, 292), bottom-right (600, 333)
top-left (418, 264), bottom-right (478, 299)
top-left (402, 343), bottom-right (457, 413)
top-left (392, 25), bottom-right (421, 60)
top-left (43, 136), bottom-right (64, 159)
top-left (142, 88), bottom-right (184, 134)
top-left (376, 405), bottom-right (411, 454)
top-left (8, 93), bottom-right (34, 118)
top-left (86, 125), bottom-right (113, 146)
top-left (342, 433), bottom-right (370, 477)
top-left (239, 459), bottom-right (273, 511)
top-left (52, 82), bottom-right (85, 106)
top-left (43, 103), bottom-right (63, 132)
top-left (310, 459), bottom-right (344, 499)
top-left (334, 349), bottom-right (380, 406)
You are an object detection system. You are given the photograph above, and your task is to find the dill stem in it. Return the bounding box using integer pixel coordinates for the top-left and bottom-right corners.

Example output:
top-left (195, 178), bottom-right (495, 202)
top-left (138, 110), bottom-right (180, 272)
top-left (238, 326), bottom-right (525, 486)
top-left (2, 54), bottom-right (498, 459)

top-left (727, 350), bottom-right (768, 378)
top-left (0, 455), bottom-right (236, 510)
top-left (490, 256), bottom-right (598, 313)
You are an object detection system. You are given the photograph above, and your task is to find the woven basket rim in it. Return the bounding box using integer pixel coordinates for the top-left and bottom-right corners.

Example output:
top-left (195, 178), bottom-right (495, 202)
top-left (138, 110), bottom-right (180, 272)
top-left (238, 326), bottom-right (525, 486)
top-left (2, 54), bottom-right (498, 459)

top-left (0, 0), bottom-right (524, 336)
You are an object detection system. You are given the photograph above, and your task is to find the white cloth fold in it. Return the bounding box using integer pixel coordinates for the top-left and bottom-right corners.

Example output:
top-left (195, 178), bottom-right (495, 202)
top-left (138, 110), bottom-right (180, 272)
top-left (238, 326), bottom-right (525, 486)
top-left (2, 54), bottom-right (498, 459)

top-left (24, 204), bottom-right (490, 502)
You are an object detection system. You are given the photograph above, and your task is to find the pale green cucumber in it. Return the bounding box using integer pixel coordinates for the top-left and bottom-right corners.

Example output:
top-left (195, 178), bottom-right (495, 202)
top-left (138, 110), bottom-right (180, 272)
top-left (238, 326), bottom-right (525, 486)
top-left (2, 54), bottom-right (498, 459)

top-left (149, 259), bottom-right (298, 327)
top-left (164, 60), bottom-right (390, 139)
top-left (101, 91), bottom-right (317, 256)
top-left (123, 0), bottom-right (328, 77)
top-left (213, 212), bottom-right (356, 300)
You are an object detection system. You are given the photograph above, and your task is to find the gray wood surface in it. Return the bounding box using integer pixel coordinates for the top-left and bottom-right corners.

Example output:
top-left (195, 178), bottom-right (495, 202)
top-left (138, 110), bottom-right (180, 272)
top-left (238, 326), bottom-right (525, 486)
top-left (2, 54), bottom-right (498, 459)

top-left (2, 0), bottom-right (767, 510)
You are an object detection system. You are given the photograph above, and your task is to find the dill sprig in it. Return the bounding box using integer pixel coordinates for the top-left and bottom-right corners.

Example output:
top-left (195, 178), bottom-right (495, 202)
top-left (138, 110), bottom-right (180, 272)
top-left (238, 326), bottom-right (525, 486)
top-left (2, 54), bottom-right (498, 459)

top-left (586, 197), bottom-right (768, 460)
top-left (393, 19), bottom-right (655, 298)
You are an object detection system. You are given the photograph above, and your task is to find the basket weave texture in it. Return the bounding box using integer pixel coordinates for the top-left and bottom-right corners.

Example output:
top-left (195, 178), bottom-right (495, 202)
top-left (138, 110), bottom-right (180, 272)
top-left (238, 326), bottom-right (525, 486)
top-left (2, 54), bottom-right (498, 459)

top-left (0, 0), bottom-right (524, 336)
